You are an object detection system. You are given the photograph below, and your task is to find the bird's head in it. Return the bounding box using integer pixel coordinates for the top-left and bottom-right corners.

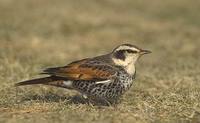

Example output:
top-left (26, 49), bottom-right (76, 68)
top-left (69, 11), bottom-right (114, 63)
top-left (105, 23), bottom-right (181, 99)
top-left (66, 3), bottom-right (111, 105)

top-left (111, 44), bottom-right (151, 74)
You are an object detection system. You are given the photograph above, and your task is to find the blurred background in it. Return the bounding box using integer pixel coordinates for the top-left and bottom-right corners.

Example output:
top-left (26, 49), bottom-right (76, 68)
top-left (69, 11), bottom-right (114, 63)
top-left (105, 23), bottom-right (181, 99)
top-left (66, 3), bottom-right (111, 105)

top-left (0, 0), bottom-right (200, 122)
top-left (1, 0), bottom-right (200, 85)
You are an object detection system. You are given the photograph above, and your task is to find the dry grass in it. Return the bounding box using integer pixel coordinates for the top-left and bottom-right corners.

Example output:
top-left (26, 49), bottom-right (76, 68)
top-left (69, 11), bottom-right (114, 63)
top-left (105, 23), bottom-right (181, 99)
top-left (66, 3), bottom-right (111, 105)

top-left (0, 0), bottom-right (200, 122)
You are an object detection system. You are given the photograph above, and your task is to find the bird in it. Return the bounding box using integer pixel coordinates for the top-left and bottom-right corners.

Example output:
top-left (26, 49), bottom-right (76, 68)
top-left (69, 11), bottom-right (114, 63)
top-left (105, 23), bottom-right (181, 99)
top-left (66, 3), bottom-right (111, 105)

top-left (15, 44), bottom-right (151, 104)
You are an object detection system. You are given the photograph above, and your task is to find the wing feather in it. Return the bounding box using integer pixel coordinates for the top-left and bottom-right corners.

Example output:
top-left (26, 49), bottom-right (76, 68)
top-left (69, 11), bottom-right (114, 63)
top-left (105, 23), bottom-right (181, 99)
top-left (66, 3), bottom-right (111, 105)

top-left (43, 59), bottom-right (117, 81)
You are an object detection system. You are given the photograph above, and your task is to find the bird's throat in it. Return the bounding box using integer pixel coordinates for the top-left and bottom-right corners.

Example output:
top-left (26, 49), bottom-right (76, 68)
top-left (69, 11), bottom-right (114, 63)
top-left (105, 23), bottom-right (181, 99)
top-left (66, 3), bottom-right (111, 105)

top-left (112, 58), bottom-right (136, 75)
top-left (125, 62), bottom-right (135, 75)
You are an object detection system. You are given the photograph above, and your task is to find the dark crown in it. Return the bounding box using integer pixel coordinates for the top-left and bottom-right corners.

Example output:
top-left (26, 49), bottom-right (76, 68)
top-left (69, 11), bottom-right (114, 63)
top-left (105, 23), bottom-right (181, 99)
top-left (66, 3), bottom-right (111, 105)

top-left (112, 44), bottom-right (140, 61)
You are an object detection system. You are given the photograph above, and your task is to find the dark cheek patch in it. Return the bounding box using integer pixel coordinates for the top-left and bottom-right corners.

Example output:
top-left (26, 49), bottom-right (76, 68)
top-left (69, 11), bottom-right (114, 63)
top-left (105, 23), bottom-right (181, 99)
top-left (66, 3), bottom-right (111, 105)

top-left (114, 50), bottom-right (126, 61)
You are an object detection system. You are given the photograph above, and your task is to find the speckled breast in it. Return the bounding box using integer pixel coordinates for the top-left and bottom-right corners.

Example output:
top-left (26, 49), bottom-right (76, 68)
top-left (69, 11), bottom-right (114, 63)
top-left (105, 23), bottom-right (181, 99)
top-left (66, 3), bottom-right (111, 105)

top-left (72, 70), bottom-right (135, 100)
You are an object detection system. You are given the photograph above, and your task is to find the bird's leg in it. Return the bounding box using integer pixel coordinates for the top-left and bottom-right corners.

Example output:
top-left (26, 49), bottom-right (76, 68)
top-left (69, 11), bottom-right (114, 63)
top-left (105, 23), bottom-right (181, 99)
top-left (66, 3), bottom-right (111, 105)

top-left (82, 94), bottom-right (96, 107)
top-left (82, 94), bottom-right (89, 103)
top-left (81, 94), bottom-right (93, 105)
top-left (104, 99), bottom-right (112, 106)
top-left (82, 94), bottom-right (88, 99)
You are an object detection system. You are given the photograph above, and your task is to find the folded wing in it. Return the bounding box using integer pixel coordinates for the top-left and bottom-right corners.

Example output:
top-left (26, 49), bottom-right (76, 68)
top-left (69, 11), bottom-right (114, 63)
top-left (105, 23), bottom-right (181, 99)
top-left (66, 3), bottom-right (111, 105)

top-left (42, 59), bottom-right (117, 81)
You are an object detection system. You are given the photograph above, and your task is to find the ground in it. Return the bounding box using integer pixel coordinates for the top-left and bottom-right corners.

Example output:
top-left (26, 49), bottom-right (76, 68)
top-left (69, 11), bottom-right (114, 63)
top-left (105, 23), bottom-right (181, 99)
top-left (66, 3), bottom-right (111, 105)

top-left (0, 0), bottom-right (200, 123)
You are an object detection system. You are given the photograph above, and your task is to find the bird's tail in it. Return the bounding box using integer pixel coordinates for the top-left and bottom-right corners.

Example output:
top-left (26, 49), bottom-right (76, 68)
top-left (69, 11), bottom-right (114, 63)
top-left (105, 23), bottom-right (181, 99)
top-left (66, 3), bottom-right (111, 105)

top-left (15, 76), bottom-right (72, 89)
top-left (15, 77), bottom-right (54, 86)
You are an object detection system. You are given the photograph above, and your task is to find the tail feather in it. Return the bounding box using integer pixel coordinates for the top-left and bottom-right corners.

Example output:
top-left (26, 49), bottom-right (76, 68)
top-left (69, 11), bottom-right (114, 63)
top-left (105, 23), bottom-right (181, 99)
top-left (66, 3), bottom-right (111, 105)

top-left (15, 76), bottom-right (72, 89)
top-left (15, 77), bottom-right (54, 86)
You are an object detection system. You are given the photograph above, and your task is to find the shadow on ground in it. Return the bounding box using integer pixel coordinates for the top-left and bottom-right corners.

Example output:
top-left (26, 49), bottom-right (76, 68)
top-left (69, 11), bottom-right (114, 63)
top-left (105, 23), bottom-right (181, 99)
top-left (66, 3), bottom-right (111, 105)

top-left (18, 93), bottom-right (116, 106)
top-left (19, 93), bottom-right (87, 104)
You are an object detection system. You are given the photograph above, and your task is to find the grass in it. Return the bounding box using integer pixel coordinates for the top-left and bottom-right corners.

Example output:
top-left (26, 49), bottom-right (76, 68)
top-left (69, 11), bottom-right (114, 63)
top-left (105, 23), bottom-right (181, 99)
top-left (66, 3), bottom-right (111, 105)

top-left (0, 0), bottom-right (200, 122)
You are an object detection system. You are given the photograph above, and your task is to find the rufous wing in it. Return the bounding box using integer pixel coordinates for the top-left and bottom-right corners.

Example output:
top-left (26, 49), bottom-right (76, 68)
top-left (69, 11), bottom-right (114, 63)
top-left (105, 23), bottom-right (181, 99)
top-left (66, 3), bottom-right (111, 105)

top-left (43, 59), bottom-right (117, 81)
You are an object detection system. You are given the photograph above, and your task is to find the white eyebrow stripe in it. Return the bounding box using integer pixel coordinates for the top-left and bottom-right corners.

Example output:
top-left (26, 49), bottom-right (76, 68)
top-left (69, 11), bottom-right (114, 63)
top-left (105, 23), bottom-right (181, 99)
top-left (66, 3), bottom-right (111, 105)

top-left (95, 80), bottom-right (111, 84)
top-left (115, 46), bottom-right (139, 52)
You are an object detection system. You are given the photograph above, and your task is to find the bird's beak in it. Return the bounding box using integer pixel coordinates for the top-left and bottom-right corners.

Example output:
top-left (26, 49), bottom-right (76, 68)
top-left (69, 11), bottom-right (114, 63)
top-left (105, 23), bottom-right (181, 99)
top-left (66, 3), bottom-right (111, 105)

top-left (140, 49), bottom-right (152, 55)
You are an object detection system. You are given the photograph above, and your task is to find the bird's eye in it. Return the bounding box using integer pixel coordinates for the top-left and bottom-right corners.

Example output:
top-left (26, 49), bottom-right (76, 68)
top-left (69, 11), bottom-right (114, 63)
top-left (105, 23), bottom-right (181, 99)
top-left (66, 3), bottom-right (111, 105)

top-left (126, 49), bottom-right (137, 54)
